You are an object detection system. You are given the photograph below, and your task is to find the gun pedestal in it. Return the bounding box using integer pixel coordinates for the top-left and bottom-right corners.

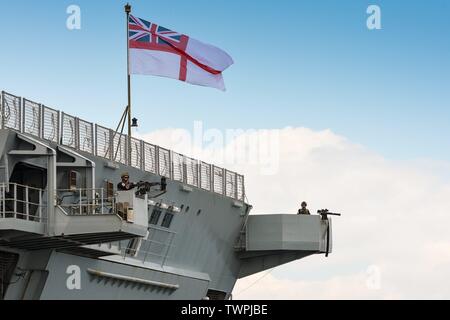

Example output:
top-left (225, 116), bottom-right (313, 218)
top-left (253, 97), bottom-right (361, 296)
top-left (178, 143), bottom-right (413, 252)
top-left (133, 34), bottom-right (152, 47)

top-left (317, 209), bottom-right (341, 257)
top-left (116, 190), bottom-right (148, 225)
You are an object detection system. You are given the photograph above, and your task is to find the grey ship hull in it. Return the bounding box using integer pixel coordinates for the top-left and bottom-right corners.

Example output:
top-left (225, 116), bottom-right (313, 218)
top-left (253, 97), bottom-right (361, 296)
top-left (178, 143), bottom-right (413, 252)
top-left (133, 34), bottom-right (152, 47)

top-left (0, 91), bottom-right (333, 300)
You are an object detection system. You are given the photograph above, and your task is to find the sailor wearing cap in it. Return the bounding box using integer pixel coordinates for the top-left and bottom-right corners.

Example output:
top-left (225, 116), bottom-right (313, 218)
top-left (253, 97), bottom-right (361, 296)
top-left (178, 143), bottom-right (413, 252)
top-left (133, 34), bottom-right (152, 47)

top-left (117, 172), bottom-right (137, 191)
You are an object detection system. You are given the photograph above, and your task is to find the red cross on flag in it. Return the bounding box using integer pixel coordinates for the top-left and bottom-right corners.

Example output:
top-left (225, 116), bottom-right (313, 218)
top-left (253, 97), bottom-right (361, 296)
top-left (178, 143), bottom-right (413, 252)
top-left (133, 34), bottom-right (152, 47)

top-left (128, 15), bottom-right (234, 91)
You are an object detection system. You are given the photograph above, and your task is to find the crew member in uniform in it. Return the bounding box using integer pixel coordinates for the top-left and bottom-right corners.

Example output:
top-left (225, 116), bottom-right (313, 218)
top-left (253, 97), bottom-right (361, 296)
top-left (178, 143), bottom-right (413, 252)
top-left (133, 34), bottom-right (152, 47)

top-left (298, 201), bottom-right (311, 215)
top-left (117, 172), bottom-right (136, 191)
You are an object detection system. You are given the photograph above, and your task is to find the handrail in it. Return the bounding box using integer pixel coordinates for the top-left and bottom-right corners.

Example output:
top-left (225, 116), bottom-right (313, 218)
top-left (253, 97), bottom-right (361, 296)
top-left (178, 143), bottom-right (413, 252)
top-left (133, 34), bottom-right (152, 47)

top-left (1, 90), bottom-right (246, 201)
top-left (120, 225), bottom-right (177, 267)
top-left (56, 187), bottom-right (115, 216)
top-left (0, 181), bottom-right (45, 192)
top-left (0, 182), bottom-right (47, 222)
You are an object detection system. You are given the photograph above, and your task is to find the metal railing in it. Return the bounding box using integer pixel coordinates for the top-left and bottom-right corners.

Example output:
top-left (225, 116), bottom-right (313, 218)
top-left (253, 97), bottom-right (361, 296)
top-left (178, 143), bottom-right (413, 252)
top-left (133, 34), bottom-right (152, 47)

top-left (0, 183), bottom-right (46, 222)
top-left (1, 90), bottom-right (246, 201)
top-left (120, 225), bottom-right (176, 267)
top-left (57, 188), bottom-right (115, 216)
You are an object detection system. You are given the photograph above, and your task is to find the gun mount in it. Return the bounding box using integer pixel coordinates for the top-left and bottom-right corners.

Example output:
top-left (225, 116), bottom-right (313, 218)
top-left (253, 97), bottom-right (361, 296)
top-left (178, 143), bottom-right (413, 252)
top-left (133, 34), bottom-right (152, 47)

top-left (317, 209), bottom-right (341, 257)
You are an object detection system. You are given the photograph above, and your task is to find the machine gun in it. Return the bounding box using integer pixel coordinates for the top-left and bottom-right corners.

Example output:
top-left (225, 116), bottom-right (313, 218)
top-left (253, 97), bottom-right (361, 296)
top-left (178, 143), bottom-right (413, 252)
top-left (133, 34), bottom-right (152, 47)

top-left (135, 177), bottom-right (167, 198)
top-left (317, 209), bottom-right (341, 221)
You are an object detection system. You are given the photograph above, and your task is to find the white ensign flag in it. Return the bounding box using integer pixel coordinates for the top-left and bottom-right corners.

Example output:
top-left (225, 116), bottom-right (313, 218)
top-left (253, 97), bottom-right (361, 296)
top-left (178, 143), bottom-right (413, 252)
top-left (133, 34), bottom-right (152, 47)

top-left (128, 15), bottom-right (233, 91)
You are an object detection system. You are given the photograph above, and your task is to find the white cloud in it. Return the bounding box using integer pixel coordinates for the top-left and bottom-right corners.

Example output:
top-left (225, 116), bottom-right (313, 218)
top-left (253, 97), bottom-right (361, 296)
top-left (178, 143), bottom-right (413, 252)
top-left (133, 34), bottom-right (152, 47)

top-left (138, 127), bottom-right (450, 299)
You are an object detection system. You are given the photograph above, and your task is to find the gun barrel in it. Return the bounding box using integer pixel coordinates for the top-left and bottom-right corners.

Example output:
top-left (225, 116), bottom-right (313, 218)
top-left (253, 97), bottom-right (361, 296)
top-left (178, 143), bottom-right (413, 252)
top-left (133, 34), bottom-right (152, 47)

top-left (327, 213), bottom-right (341, 216)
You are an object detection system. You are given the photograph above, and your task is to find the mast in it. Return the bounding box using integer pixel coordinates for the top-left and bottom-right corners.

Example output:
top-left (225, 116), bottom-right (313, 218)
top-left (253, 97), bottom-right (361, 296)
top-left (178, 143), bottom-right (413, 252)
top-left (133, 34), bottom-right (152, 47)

top-left (125, 3), bottom-right (132, 162)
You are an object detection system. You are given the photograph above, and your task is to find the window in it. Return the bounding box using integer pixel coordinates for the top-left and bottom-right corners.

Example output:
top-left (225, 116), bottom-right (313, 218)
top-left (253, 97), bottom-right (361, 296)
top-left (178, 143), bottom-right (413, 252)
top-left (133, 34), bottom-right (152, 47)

top-left (68, 170), bottom-right (79, 190)
top-left (161, 212), bottom-right (174, 228)
top-left (149, 209), bottom-right (162, 225)
top-left (106, 181), bottom-right (114, 199)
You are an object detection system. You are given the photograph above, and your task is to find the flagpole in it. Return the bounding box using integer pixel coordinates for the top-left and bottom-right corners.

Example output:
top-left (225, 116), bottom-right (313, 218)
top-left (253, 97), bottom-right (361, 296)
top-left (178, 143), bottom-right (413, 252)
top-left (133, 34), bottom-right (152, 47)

top-left (125, 3), bottom-right (132, 163)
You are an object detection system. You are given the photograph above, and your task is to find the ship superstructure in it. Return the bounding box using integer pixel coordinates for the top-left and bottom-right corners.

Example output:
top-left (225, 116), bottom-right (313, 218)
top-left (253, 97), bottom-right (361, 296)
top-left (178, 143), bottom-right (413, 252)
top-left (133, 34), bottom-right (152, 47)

top-left (0, 90), bottom-right (333, 300)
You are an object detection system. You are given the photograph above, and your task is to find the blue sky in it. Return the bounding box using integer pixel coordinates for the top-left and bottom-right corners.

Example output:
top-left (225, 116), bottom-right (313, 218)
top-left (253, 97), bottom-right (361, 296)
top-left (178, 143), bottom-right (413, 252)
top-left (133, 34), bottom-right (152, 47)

top-left (1, 0), bottom-right (449, 162)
